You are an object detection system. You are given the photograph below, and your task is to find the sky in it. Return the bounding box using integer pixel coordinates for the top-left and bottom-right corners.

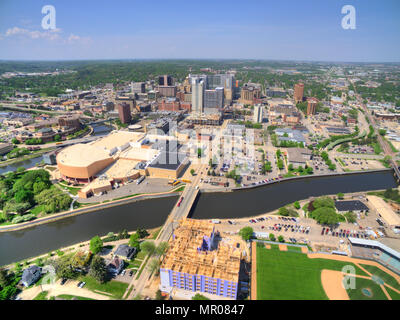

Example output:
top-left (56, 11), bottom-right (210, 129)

top-left (0, 0), bottom-right (399, 62)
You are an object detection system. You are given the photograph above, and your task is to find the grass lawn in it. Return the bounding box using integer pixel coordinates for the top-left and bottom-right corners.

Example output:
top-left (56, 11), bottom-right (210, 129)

top-left (57, 294), bottom-right (95, 300)
top-left (359, 264), bottom-right (400, 290)
top-left (30, 205), bottom-right (45, 216)
top-left (135, 250), bottom-right (147, 260)
top-left (286, 246), bottom-right (303, 253)
top-left (346, 277), bottom-right (388, 300)
top-left (126, 259), bottom-right (142, 269)
top-left (79, 275), bottom-right (129, 299)
top-left (256, 244), bottom-right (368, 300)
top-left (150, 227), bottom-right (162, 240)
top-left (385, 286), bottom-right (400, 300)
top-left (33, 291), bottom-right (48, 300)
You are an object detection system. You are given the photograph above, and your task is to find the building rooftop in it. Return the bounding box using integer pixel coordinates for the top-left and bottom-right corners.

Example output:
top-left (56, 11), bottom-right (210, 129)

top-left (91, 131), bottom-right (145, 150)
top-left (335, 200), bottom-right (369, 212)
top-left (348, 237), bottom-right (400, 260)
top-left (148, 151), bottom-right (187, 170)
top-left (161, 219), bottom-right (241, 282)
top-left (57, 143), bottom-right (111, 167)
top-left (367, 196), bottom-right (400, 227)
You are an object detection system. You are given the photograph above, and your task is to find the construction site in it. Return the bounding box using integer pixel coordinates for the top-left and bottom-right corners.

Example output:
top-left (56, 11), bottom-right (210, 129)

top-left (159, 218), bottom-right (242, 299)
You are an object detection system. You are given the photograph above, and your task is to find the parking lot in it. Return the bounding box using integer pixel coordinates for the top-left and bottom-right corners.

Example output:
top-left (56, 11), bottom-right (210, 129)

top-left (215, 214), bottom-right (370, 250)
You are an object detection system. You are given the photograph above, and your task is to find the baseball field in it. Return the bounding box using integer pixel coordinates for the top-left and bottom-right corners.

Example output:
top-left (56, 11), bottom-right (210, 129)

top-left (255, 243), bottom-right (400, 300)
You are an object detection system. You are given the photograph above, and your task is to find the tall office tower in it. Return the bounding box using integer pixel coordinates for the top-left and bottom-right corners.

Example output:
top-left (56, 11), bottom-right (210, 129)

top-left (191, 77), bottom-right (205, 114)
top-left (307, 97), bottom-right (318, 116)
top-left (131, 82), bottom-right (145, 94)
top-left (294, 83), bottom-right (305, 103)
top-left (117, 102), bottom-right (132, 124)
top-left (204, 87), bottom-right (224, 115)
top-left (253, 104), bottom-right (264, 123)
top-left (158, 75), bottom-right (173, 86)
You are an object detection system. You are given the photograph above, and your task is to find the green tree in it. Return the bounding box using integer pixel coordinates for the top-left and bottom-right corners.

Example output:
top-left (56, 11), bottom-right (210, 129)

top-left (129, 233), bottom-right (140, 248)
top-left (155, 242), bottom-right (169, 256)
top-left (313, 197), bottom-right (335, 209)
top-left (239, 226), bottom-right (253, 241)
top-left (148, 258), bottom-right (161, 275)
top-left (278, 207), bottom-right (289, 216)
top-left (269, 233), bottom-right (276, 241)
top-left (155, 289), bottom-right (165, 300)
top-left (140, 241), bottom-right (156, 256)
top-left (277, 235), bottom-right (284, 243)
top-left (0, 268), bottom-right (10, 288)
top-left (311, 207), bottom-right (339, 225)
top-left (337, 193), bottom-right (344, 199)
top-left (344, 211), bottom-right (357, 223)
top-left (89, 256), bottom-right (108, 283)
top-left (89, 236), bottom-right (103, 255)
top-left (136, 228), bottom-right (149, 239)
top-left (293, 201), bottom-right (300, 209)
top-left (34, 187), bottom-right (72, 213)
top-left (53, 254), bottom-right (79, 280)
top-left (192, 293), bottom-right (210, 300)
top-left (190, 169), bottom-right (195, 176)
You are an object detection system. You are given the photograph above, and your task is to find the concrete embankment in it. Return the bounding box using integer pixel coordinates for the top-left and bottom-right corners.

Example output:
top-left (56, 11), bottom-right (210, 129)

top-left (0, 191), bottom-right (181, 233)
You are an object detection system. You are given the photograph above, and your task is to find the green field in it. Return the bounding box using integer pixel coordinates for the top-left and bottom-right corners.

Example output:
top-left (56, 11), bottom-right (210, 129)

top-left (79, 276), bottom-right (129, 299)
top-left (256, 244), bottom-right (400, 300)
top-left (256, 244), bottom-right (368, 300)
top-left (346, 277), bottom-right (387, 300)
top-left (359, 264), bottom-right (400, 290)
top-left (385, 287), bottom-right (400, 300)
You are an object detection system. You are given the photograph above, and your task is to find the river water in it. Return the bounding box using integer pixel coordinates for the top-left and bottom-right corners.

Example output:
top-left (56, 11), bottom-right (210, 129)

top-left (0, 123), bottom-right (113, 175)
top-left (0, 168), bottom-right (396, 266)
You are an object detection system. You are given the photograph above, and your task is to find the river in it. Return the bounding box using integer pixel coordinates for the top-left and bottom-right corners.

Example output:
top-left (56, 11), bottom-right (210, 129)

top-left (0, 123), bottom-right (113, 175)
top-left (0, 170), bottom-right (396, 266)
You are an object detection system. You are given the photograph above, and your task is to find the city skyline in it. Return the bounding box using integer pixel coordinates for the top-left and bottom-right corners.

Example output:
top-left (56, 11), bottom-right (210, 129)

top-left (0, 0), bottom-right (399, 62)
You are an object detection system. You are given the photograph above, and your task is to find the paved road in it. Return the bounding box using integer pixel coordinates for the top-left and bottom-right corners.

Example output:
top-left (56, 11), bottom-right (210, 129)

top-left (126, 162), bottom-right (207, 299)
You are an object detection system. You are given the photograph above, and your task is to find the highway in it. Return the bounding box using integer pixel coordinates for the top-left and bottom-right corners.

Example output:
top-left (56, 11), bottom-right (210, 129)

top-left (350, 80), bottom-right (400, 180)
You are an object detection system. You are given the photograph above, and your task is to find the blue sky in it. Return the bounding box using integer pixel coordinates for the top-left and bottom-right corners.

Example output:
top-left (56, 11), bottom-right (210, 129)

top-left (0, 0), bottom-right (399, 61)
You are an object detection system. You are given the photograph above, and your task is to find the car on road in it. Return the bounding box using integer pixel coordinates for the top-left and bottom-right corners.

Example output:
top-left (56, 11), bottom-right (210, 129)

top-left (78, 282), bottom-right (86, 288)
top-left (60, 278), bottom-right (67, 285)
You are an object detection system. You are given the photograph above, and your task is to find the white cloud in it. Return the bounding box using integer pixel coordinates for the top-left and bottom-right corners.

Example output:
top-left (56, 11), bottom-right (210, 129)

top-left (4, 26), bottom-right (62, 41)
top-left (1, 27), bottom-right (91, 45)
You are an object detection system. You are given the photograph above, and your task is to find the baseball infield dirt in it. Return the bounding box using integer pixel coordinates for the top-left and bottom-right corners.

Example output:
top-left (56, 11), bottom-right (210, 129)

top-left (321, 270), bottom-right (349, 300)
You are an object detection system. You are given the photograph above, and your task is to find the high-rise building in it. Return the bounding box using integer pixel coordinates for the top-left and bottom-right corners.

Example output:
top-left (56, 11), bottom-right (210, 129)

top-left (117, 103), bottom-right (132, 124)
top-left (191, 77), bottom-right (205, 114)
top-left (294, 83), bottom-right (304, 103)
top-left (307, 98), bottom-right (318, 115)
top-left (253, 104), bottom-right (264, 123)
top-left (157, 86), bottom-right (177, 97)
top-left (131, 82), bottom-right (145, 94)
top-left (204, 87), bottom-right (224, 115)
top-left (158, 75), bottom-right (173, 86)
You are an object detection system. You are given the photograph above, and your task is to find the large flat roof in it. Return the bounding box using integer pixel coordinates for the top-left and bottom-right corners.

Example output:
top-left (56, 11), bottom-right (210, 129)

top-left (119, 147), bottom-right (159, 162)
top-left (148, 151), bottom-right (186, 170)
top-left (57, 143), bottom-right (111, 167)
top-left (91, 131), bottom-right (145, 150)
top-left (348, 237), bottom-right (400, 260)
top-left (367, 195), bottom-right (400, 226)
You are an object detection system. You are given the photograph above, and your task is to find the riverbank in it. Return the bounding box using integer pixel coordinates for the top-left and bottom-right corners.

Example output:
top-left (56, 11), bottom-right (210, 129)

top-left (0, 187), bottom-right (184, 233)
top-left (0, 225), bottom-right (161, 270)
top-left (0, 170), bottom-right (396, 266)
top-left (0, 147), bottom-right (55, 168)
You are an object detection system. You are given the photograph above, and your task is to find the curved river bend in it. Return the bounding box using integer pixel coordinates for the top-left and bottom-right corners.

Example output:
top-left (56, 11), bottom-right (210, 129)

top-left (0, 170), bottom-right (397, 266)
